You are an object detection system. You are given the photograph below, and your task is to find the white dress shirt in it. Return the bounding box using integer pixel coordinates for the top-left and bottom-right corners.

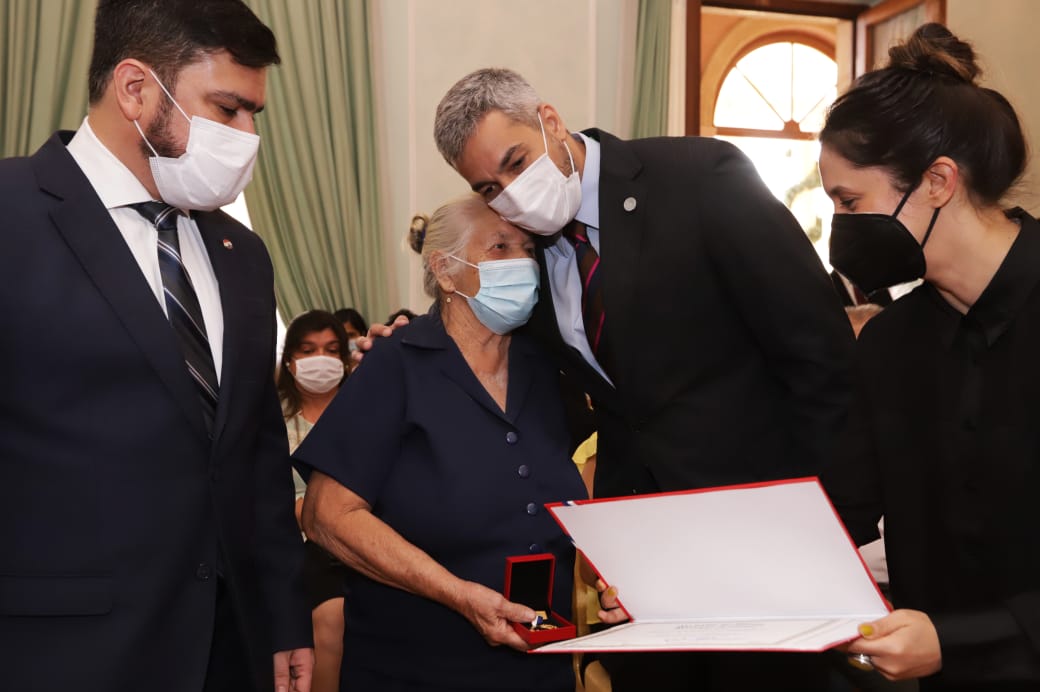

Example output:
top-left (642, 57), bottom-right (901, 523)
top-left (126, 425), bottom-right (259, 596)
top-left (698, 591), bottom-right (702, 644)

top-left (66, 117), bottom-right (224, 381)
top-left (543, 132), bottom-right (612, 384)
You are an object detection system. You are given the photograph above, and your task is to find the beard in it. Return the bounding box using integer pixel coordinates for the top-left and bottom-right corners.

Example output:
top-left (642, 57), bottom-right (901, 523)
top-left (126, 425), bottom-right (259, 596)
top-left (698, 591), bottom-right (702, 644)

top-left (138, 96), bottom-right (184, 160)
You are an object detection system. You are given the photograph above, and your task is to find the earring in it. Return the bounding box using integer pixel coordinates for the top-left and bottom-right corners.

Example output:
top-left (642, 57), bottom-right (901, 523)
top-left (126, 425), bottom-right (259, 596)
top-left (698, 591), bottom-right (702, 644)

top-left (445, 295), bottom-right (453, 303)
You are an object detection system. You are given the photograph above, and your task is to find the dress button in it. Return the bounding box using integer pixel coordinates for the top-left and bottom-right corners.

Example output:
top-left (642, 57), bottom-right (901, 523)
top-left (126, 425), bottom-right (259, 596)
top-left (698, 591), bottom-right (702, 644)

top-left (195, 563), bottom-right (213, 581)
top-left (528, 543), bottom-right (542, 553)
top-left (506, 431), bottom-right (519, 444)
top-left (526, 502), bottom-right (539, 516)
top-left (517, 464), bottom-right (530, 478)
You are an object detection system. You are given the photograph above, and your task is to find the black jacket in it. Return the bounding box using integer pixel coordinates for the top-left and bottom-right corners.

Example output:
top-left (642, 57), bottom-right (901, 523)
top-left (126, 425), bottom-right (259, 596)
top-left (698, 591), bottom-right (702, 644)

top-left (527, 129), bottom-right (855, 497)
top-left (0, 132), bottom-right (310, 691)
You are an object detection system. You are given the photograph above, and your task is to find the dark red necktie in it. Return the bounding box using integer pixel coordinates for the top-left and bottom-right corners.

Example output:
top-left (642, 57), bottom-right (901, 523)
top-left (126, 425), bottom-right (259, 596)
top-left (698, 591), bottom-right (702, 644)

top-left (562, 220), bottom-right (610, 372)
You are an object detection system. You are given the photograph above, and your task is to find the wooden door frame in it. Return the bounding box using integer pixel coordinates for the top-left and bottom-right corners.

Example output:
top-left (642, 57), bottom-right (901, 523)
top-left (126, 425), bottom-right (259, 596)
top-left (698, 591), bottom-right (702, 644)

top-left (854, 0), bottom-right (946, 75)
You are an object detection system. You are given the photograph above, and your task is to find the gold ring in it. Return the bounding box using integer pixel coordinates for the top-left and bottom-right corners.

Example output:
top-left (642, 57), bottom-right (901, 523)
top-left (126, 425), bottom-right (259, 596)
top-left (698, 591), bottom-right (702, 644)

top-left (847, 653), bottom-right (874, 671)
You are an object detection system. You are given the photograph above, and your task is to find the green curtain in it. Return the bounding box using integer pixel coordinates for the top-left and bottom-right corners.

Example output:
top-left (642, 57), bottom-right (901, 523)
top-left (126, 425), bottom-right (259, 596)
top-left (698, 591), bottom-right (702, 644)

top-left (631, 0), bottom-right (672, 139)
top-left (244, 0), bottom-right (387, 324)
top-left (0, 0), bottom-right (96, 158)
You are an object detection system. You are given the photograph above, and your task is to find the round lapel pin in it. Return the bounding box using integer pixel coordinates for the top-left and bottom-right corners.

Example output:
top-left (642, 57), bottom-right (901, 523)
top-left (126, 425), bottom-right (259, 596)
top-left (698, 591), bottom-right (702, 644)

top-left (222, 238), bottom-right (234, 250)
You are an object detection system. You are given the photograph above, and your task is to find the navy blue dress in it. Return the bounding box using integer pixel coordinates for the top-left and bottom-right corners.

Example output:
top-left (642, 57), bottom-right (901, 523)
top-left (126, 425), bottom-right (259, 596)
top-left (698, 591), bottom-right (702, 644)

top-left (294, 312), bottom-right (586, 692)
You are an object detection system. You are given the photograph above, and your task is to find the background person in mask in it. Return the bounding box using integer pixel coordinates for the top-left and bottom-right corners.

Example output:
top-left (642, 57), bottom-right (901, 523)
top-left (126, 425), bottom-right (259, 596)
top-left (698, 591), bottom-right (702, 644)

top-left (0, 1), bottom-right (313, 690)
top-left (279, 310), bottom-right (351, 462)
top-left (431, 67), bottom-right (855, 691)
top-left (277, 310), bottom-right (351, 692)
top-left (819, 23), bottom-right (1038, 690)
top-left (295, 194), bottom-right (619, 692)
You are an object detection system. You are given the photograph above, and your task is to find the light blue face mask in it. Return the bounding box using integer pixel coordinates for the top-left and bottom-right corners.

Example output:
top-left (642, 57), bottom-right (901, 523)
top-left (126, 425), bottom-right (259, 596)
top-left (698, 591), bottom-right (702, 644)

top-left (449, 256), bottom-right (540, 335)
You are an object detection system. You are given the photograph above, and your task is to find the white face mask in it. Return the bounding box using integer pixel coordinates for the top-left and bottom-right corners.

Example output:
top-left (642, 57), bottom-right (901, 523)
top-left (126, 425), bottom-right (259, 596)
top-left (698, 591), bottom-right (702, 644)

top-left (488, 112), bottom-right (582, 235)
top-left (134, 70), bottom-right (260, 211)
top-left (292, 355), bottom-right (344, 394)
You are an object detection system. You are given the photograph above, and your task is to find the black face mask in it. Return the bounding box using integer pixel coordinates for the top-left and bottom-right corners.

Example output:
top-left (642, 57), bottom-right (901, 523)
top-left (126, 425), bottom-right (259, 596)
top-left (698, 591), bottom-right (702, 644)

top-left (829, 185), bottom-right (941, 295)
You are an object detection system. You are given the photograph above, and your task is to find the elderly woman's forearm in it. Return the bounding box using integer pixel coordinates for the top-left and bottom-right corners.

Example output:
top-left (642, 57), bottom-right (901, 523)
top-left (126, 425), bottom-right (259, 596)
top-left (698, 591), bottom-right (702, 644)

top-left (303, 473), bottom-right (468, 612)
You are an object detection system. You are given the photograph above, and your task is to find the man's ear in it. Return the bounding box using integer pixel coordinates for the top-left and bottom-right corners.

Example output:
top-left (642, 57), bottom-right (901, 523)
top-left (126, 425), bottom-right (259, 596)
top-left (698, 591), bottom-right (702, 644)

top-left (111, 59), bottom-right (153, 123)
top-left (923, 156), bottom-right (959, 208)
top-left (538, 103), bottom-right (570, 143)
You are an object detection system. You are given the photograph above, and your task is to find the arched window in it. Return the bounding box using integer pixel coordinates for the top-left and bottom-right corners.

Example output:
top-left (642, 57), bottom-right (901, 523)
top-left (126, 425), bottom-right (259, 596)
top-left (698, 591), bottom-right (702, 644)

top-left (711, 38), bottom-right (837, 267)
top-left (714, 40), bottom-right (836, 139)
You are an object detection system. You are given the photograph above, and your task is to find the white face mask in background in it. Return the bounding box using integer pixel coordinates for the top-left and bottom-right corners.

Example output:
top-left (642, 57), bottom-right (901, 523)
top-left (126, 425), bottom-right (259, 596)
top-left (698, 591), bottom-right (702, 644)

top-left (291, 355), bottom-right (345, 394)
top-left (488, 112), bottom-right (582, 235)
top-left (134, 69), bottom-right (260, 211)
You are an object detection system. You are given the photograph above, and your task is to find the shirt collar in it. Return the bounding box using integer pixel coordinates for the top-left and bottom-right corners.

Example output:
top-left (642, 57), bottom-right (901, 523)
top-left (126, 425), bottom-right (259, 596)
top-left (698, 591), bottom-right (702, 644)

top-left (964, 207), bottom-right (1040, 347)
top-left (400, 305), bottom-right (542, 358)
top-left (574, 131), bottom-right (600, 230)
top-left (66, 116), bottom-right (156, 210)
top-left (921, 282), bottom-right (961, 350)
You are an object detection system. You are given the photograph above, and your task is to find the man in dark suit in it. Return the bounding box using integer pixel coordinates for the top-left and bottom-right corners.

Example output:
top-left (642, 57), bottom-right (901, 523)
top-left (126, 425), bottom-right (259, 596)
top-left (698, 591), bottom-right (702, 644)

top-left (0, 2), bottom-right (312, 691)
top-left (433, 68), bottom-right (856, 691)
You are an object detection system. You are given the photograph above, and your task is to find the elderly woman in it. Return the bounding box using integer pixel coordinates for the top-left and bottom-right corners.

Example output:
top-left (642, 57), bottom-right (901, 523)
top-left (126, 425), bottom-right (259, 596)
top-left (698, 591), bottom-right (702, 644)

top-left (295, 193), bottom-right (588, 692)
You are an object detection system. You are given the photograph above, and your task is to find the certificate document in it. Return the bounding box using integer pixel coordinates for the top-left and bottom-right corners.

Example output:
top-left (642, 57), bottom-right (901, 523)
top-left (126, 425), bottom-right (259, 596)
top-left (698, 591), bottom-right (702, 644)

top-left (537, 478), bottom-right (888, 653)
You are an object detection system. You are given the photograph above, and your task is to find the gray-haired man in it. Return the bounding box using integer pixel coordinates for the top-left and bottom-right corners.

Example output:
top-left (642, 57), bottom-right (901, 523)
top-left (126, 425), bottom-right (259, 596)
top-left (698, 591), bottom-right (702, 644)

top-left (432, 67), bottom-right (855, 692)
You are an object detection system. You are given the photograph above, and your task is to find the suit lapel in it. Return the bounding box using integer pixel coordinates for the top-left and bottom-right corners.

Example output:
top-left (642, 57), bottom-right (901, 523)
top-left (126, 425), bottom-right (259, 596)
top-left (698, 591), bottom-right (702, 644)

top-left (585, 129), bottom-right (647, 396)
top-left (36, 133), bottom-right (209, 442)
top-left (195, 214), bottom-right (238, 444)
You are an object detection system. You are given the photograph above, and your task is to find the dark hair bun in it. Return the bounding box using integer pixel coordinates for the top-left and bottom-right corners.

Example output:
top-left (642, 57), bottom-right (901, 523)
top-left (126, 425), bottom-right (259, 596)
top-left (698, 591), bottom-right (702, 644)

top-left (887, 23), bottom-right (980, 84)
top-left (408, 214), bottom-right (429, 254)
top-left (823, 23), bottom-right (1025, 207)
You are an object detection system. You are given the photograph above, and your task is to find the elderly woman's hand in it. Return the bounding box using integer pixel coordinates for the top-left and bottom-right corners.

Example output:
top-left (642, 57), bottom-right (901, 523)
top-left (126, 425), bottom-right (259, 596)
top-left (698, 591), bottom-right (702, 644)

top-left (454, 580), bottom-right (537, 652)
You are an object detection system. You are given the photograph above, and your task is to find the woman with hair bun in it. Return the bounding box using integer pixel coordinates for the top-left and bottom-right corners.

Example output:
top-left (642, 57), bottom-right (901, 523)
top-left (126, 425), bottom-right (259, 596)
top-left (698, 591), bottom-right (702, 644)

top-left (292, 194), bottom-right (614, 691)
top-left (821, 23), bottom-right (1040, 689)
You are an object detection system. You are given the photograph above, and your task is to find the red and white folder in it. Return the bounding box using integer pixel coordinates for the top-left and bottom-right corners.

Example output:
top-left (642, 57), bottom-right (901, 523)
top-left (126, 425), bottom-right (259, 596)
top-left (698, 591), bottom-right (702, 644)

top-left (536, 477), bottom-right (889, 653)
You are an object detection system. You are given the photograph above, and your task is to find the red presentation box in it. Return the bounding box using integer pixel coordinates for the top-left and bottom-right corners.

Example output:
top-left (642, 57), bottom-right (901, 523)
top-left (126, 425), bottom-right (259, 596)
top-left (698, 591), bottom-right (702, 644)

top-left (504, 553), bottom-right (576, 646)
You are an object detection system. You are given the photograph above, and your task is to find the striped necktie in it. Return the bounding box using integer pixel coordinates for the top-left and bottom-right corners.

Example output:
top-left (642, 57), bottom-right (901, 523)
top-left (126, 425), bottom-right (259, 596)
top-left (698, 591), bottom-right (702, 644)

top-left (130, 202), bottom-right (219, 431)
top-left (562, 220), bottom-right (612, 375)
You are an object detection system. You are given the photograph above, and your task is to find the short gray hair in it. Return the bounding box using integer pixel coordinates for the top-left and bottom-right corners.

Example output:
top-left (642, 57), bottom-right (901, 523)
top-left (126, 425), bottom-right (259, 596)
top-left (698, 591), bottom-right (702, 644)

top-left (434, 68), bottom-right (541, 167)
top-left (407, 193), bottom-right (489, 299)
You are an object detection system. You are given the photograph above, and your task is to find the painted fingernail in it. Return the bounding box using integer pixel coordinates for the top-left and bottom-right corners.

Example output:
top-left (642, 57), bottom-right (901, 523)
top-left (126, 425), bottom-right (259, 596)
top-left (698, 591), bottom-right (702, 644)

top-left (859, 624), bottom-right (875, 637)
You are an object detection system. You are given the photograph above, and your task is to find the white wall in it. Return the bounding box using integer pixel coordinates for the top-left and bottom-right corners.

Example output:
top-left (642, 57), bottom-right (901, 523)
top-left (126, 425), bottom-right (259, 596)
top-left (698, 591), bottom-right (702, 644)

top-left (371, 0), bottom-right (637, 315)
top-left (946, 0), bottom-right (1040, 213)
